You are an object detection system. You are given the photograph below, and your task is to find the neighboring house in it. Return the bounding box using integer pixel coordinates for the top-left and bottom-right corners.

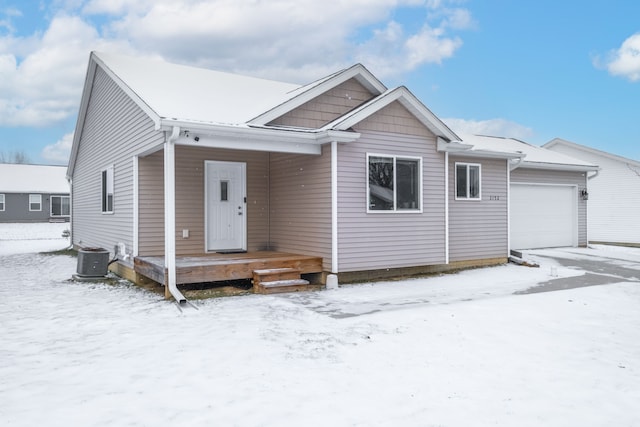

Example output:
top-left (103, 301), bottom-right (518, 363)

top-left (457, 135), bottom-right (599, 250)
top-left (68, 52), bottom-right (579, 300)
top-left (0, 163), bottom-right (70, 223)
top-left (544, 138), bottom-right (640, 246)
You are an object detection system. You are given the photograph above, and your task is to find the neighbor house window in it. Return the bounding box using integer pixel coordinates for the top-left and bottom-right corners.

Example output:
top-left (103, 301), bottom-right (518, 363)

top-left (0, 194), bottom-right (4, 211)
top-left (368, 154), bottom-right (421, 212)
top-left (455, 163), bottom-right (481, 200)
top-left (29, 194), bottom-right (42, 211)
top-left (51, 195), bottom-right (70, 217)
top-left (101, 166), bottom-right (114, 213)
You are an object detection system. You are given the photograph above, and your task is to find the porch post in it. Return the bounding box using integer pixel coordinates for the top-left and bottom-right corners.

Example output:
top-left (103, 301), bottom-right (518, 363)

top-left (331, 140), bottom-right (339, 273)
top-left (164, 128), bottom-right (178, 299)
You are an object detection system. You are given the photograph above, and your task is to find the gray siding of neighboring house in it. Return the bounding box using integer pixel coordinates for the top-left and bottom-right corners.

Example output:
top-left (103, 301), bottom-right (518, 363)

top-left (269, 146), bottom-right (333, 270)
top-left (511, 168), bottom-right (588, 246)
top-left (268, 78), bottom-right (375, 129)
top-left (71, 66), bottom-right (164, 255)
top-left (137, 146), bottom-right (270, 256)
top-left (335, 102), bottom-right (447, 273)
top-left (448, 156), bottom-right (509, 262)
top-left (0, 193), bottom-right (69, 222)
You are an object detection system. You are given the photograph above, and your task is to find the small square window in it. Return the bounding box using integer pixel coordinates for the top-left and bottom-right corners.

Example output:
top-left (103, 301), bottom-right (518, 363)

top-left (455, 163), bottom-right (481, 200)
top-left (368, 154), bottom-right (421, 212)
top-left (29, 194), bottom-right (42, 211)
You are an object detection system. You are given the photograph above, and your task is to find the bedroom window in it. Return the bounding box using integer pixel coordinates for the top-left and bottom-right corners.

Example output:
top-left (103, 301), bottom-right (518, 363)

top-left (101, 166), bottom-right (114, 213)
top-left (455, 163), bottom-right (481, 200)
top-left (367, 154), bottom-right (421, 212)
top-left (51, 196), bottom-right (70, 217)
top-left (0, 194), bottom-right (4, 211)
top-left (29, 194), bottom-right (42, 211)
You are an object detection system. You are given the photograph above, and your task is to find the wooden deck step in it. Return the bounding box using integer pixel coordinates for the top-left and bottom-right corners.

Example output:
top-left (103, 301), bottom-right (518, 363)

top-left (254, 279), bottom-right (310, 294)
top-left (252, 268), bottom-right (310, 294)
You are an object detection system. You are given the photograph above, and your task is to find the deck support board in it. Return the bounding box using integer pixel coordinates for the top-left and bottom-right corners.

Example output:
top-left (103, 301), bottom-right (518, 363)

top-left (134, 251), bottom-right (323, 286)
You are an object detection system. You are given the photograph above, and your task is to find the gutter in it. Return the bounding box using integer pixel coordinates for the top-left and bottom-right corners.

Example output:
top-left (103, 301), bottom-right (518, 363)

top-left (588, 169), bottom-right (601, 180)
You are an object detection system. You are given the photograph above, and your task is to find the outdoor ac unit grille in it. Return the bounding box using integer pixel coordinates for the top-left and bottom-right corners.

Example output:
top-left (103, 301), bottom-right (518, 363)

top-left (76, 248), bottom-right (110, 277)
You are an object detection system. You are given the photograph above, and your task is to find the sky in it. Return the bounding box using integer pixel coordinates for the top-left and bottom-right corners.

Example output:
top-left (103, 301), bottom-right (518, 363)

top-left (0, 0), bottom-right (639, 166)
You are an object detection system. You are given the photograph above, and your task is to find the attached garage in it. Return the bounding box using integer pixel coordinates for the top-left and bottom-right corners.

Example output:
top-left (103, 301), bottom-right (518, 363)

top-left (456, 134), bottom-right (598, 250)
top-left (510, 183), bottom-right (577, 249)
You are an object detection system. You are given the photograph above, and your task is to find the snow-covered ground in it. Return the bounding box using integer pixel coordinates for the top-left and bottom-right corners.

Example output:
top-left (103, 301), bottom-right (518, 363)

top-left (1, 223), bottom-right (639, 426)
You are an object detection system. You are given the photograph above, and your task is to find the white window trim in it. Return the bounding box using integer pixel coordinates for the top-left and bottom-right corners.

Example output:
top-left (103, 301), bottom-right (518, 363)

top-left (454, 162), bottom-right (482, 201)
top-left (101, 165), bottom-right (114, 214)
top-left (29, 194), bottom-right (42, 212)
top-left (50, 195), bottom-right (70, 217)
top-left (0, 194), bottom-right (4, 212)
top-left (366, 153), bottom-right (423, 214)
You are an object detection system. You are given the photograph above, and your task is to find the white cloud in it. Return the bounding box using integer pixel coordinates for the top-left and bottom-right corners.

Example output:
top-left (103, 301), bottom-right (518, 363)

top-left (601, 33), bottom-right (640, 82)
top-left (0, 12), bottom-right (134, 127)
top-left (0, 0), bottom-right (472, 127)
top-left (42, 131), bottom-right (74, 164)
top-left (443, 118), bottom-right (534, 140)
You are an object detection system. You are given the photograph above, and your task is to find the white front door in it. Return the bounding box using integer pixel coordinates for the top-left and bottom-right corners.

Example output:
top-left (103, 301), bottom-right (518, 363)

top-left (205, 161), bottom-right (247, 252)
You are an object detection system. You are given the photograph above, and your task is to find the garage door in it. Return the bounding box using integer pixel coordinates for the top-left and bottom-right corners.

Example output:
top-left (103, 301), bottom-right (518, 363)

top-left (510, 184), bottom-right (577, 249)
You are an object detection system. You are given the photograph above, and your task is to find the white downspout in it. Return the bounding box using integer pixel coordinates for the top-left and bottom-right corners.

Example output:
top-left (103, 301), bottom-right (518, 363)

top-left (331, 140), bottom-right (339, 274)
top-left (165, 126), bottom-right (187, 304)
top-left (444, 152), bottom-right (449, 264)
top-left (67, 177), bottom-right (73, 248)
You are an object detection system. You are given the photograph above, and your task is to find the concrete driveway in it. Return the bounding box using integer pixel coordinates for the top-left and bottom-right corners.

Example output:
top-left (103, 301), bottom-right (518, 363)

top-left (518, 246), bottom-right (640, 294)
top-left (278, 245), bottom-right (640, 319)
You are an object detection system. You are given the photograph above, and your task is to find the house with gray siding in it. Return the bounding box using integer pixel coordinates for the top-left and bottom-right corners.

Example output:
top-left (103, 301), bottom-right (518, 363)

top-left (0, 163), bottom-right (70, 223)
top-left (68, 52), bottom-right (577, 300)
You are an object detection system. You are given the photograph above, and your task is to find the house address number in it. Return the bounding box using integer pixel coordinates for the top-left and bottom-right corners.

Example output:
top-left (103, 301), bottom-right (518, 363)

top-left (489, 195), bottom-right (500, 201)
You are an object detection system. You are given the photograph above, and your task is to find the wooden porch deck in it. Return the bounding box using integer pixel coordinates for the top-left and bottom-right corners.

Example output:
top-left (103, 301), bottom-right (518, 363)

top-left (134, 251), bottom-right (323, 285)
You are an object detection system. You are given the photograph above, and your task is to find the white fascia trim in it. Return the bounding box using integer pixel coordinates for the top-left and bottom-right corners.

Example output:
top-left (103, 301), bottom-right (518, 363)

top-left (437, 137), bottom-right (474, 152)
top-left (249, 64), bottom-right (387, 126)
top-left (448, 149), bottom-right (525, 160)
top-left (164, 121), bottom-right (360, 155)
top-left (519, 162), bottom-right (600, 172)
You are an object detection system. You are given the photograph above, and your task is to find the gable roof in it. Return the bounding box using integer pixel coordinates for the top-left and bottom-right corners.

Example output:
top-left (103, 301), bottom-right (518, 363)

top-left (460, 134), bottom-right (599, 171)
top-left (544, 138), bottom-right (640, 168)
top-left (0, 164), bottom-right (69, 193)
top-left (249, 63), bottom-right (387, 126)
top-left (322, 86), bottom-right (460, 141)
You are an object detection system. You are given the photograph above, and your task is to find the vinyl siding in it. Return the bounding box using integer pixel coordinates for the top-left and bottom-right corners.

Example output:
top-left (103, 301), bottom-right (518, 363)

top-left (511, 168), bottom-right (589, 246)
top-left (269, 146), bottom-right (332, 270)
top-left (448, 156), bottom-right (508, 262)
top-left (268, 78), bottom-right (375, 128)
top-left (544, 145), bottom-right (640, 244)
top-left (138, 146), bottom-right (270, 256)
top-left (356, 101), bottom-right (434, 137)
top-left (71, 66), bottom-right (164, 255)
top-left (337, 126), bottom-right (446, 273)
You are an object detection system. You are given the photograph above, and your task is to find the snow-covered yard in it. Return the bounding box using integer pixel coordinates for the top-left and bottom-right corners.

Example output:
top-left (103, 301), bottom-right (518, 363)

top-left (1, 223), bottom-right (639, 426)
